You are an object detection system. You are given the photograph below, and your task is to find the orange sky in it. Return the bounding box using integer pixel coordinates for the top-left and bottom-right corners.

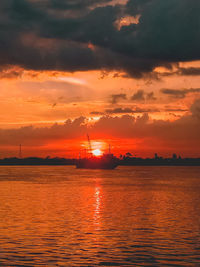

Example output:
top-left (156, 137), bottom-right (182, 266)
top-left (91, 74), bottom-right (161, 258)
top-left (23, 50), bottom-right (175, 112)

top-left (0, 62), bottom-right (200, 158)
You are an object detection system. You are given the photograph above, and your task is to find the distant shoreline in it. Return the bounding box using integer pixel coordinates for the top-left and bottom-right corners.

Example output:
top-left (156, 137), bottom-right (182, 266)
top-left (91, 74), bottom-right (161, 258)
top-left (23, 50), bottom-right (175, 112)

top-left (0, 157), bottom-right (200, 166)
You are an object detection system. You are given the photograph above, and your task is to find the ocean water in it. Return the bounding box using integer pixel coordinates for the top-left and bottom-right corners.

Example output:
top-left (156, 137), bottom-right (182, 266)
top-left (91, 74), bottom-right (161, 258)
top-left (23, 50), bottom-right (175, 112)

top-left (0, 166), bottom-right (200, 266)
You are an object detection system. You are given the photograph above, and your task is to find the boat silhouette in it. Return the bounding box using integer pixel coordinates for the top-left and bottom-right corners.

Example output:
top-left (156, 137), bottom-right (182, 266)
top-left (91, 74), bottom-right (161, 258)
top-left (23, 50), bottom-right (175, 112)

top-left (76, 154), bottom-right (118, 169)
top-left (76, 135), bottom-right (118, 169)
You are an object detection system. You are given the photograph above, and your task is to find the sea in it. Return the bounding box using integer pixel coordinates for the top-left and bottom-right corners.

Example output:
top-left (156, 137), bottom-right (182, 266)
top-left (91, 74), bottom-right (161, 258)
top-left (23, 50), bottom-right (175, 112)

top-left (0, 166), bottom-right (200, 266)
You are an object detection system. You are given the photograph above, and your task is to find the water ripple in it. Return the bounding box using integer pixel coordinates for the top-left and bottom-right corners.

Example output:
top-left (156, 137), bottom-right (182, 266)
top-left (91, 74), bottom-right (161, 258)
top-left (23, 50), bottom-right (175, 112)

top-left (0, 166), bottom-right (200, 266)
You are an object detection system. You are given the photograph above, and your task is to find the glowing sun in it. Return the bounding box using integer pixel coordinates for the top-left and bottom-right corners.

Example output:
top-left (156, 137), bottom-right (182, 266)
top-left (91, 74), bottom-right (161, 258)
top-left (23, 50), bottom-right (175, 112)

top-left (92, 149), bottom-right (102, 156)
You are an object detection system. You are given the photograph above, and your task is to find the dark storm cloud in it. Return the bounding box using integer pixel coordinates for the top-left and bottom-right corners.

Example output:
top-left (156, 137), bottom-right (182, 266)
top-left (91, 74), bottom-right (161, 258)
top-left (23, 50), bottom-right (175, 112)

top-left (0, 0), bottom-right (200, 77)
top-left (46, 0), bottom-right (112, 10)
top-left (161, 88), bottom-right (200, 99)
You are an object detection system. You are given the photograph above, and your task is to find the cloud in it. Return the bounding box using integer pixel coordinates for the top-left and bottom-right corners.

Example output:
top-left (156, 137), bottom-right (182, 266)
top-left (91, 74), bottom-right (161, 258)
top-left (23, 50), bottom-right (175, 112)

top-left (178, 67), bottom-right (200, 76)
top-left (131, 90), bottom-right (157, 101)
top-left (154, 66), bottom-right (200, 78)
top-left (164, 107), bottom-right (188, 112)
top-left (146, 92), bottom-right (157, 101)
top-left (190, 98), bottom-right (200, 119)
top-left (161, 88), bottom-right (200, 99)
top-left (131, 90), bottom-right (145, 101)
top-left (0, 116), bottom-right (87, 146)
top-left (90, 111), bottom-right (104, 115)
top-left (161, 89), bottom-right (187, 99)
top-left (91, 105), bottom-right (186, 116)
top-left (0, 68), bottom-right (23, 79)
top-left (105, 107), bottom-right (134, 114)
top-left (110, 93), bottom-right (127, 104)
top-left (105, 107), bottom-right (159, 114)
top-left (0, 0), bottom-right (200, 77)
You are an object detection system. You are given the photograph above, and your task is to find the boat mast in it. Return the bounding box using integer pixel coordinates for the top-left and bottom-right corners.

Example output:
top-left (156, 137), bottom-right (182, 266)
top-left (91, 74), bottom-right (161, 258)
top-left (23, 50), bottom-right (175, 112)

top-left (87, 134), bottom-right (92, 155)
top-left (109, 144), bottom-right (111, 154)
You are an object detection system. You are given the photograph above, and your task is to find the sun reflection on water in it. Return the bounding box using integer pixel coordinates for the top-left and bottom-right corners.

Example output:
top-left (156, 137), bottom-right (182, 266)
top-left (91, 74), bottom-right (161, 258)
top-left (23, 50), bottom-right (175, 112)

top-left (93, 183), bottom-right (102, 230)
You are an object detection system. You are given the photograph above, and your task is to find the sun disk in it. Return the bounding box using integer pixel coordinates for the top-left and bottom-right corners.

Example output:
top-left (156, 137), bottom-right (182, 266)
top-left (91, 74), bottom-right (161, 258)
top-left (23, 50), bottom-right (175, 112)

top-left (92, 149), bottom-right (102, 156)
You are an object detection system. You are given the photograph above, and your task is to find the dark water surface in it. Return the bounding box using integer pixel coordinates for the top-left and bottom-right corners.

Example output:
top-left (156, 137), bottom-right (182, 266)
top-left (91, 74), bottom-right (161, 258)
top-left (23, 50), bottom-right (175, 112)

top-left (0, 166), bottom-right (200, 266)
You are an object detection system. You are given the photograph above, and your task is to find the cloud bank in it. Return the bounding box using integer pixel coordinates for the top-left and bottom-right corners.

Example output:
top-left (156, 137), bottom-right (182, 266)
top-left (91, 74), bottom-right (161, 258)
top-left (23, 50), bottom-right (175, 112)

top-left (0, 99), bottom-right (199, 156)
top-left (0, 0), bottom-right (200, 77)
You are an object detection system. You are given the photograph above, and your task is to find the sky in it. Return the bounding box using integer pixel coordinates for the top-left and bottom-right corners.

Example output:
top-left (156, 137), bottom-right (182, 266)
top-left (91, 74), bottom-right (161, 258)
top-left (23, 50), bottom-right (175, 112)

top-left (0, 0), bottom-right (200, 158)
